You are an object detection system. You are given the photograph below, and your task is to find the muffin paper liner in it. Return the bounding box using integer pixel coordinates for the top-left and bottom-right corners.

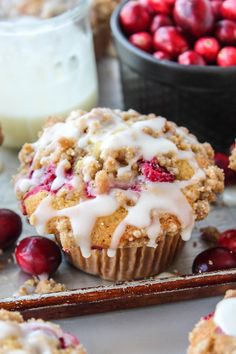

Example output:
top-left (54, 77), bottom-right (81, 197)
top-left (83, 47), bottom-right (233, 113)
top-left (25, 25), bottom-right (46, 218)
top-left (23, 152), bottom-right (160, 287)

top-left (64, 234), bottom-right (184, 281)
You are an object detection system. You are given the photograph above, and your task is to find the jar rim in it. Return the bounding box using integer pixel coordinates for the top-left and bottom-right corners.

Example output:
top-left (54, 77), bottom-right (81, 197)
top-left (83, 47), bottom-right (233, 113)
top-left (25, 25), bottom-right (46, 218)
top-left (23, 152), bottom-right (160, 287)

top-left (0, 0), bottom-right (90, 35)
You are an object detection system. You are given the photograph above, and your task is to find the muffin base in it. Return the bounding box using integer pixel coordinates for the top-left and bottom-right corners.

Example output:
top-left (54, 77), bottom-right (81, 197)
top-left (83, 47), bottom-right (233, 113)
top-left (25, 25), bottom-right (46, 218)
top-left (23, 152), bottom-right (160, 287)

top-left (64, 234), bottom-right (183, 281)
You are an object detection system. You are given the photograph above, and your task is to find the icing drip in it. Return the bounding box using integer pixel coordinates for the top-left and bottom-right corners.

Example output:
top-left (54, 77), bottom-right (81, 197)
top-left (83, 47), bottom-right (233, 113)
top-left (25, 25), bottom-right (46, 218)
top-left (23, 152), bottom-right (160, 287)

top-left (110, 183), bottom-right (194, 249)
top-left (82, 156), bottom-right (97, 182)
top-left (176, 150), bottom-right (205, 188)
top-left (0, 319), bottom-right (75, 353)
top-left (15, 168), bottom-right (45, 194)
top-left (0, 321), bottom-right (22, 339)
top-left (51, 160), bottom-right (69, 191)
top-left (31, 194), bottom-right (119, 258)
top-left (214, 298), bottom-right (236, 338)
top-left (31, 183), bottom-right (194, 256)
top-left (100, 118), bottom-right (177, 161)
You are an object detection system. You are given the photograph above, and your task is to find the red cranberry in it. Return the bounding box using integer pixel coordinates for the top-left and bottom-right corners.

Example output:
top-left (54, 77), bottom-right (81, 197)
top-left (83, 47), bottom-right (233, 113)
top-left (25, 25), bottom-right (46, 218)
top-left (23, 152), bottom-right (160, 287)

top-left (0, 209), bottom-right (22, 250)
top-left (165, 0), bottom-right (176, 5)
top-left (174, 0), bottom-right (214, 38)
top-left (194, 37), bottom-right (220, 63)
top-left (217, 46), bottom-right (236, 66)
top-left (221, 0), bottom-right (236, 21)
top-left (148, 0), bottom-right (173, 14)
top-left (15, 236), bottom-right (62, 276)
top-left (153, 50), bottom-right (172, 60)
top-left (218, 229), bottom-right (236, 252)
top-left (211, 1), bottom-right (223, 19)
top-left (140, 158), bottom-right (175, 182)
top-left (60, 333), bottom-right (80, 349)
top-left (214, 152), bottom-right (236, 185)
top-left (129, 32), bottom-right (153, 52)
top-left (120, 1), bottom-right (151, 35)
top-left (178, 50), bottom-right (206, 65)
top-left (153, 26), bottom-right (189, 57)
top-left (203, 312), bottom-right (214, 321)
top-left (192, 247), bottom-right (236, 274)
top-left (150, 14), bottom-right (173, 33)
top-left (215, 20), bottom-right (236, 45)
top-left (139, 0), bottom-right (156, 15)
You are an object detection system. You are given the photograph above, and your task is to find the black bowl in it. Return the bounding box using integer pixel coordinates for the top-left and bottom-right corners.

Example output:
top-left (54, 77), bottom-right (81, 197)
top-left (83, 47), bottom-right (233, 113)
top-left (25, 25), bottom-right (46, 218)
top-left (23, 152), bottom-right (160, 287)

top-left (111, 0), bottom-right (236, 152)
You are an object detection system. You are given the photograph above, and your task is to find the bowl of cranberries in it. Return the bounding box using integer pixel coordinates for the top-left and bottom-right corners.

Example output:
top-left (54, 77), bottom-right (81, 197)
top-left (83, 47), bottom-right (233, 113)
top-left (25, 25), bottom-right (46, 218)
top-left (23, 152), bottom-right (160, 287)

top-left (111, 0), bottom-right (236, 152)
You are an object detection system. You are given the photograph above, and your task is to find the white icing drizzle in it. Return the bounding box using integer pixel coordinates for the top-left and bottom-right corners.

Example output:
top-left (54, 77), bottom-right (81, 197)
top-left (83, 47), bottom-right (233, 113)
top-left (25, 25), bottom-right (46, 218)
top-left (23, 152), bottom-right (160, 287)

top-left (21, 108), bottom-right (208, 257)
top-left (0, 319), bottom-right (65, 353)
top-left (31, 183), bottom-right (194, 256)
top-left (214, 298), bottom-right (236, 337)
top-left (110, 183), bottom-right (194, 250)
top-left (82, 156), bottom-right (97, 182)
top-left (51, 159), bottom-right (69, 191)
top-left (32, 121), bottom-right (79, 164)
top-left (15, 168), bottom-right (44, 194)
top-left (31, 194), bottom-right (119, 258)
top-left (0, 321), bottom-right (22, 339)
top-left (176, 150), bottom-right (205, 188)
top-left (222, 186), bottom-right (236, 207)
top-left (107, 249), bottom-right (117, 258)
top-left (100, 118), bottom-right (177, 161)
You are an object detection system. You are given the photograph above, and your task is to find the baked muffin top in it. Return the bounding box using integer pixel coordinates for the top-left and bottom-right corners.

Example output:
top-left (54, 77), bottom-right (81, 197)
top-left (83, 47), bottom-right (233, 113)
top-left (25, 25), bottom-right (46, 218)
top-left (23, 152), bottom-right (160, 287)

top-left (15, 108), bottom-right (224, 257)
top-left (0, 309), bottom-right (85, 353)
top-left (188, 290), bottom-right (236, 354)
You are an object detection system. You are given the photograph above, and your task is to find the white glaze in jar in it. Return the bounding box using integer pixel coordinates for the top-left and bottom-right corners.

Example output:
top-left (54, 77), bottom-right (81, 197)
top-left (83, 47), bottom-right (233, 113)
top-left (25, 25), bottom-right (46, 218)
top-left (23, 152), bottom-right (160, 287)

top-left (0, 0), bottom-right (98, 148)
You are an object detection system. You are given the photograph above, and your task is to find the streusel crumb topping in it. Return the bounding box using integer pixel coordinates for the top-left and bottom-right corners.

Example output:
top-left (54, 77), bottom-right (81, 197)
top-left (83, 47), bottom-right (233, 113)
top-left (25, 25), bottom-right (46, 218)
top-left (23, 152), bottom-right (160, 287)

top-left (15, 108), bottom-right (224, 257)
top-left (188, 290), bottom-right (236, 354)
top-left (0, 310), bottom-right (86, 353)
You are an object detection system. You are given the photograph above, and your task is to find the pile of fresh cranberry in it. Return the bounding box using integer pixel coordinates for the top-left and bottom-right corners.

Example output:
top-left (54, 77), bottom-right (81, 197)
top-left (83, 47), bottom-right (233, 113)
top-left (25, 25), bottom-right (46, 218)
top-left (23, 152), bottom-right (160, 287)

top-left (119, 0), bottom-right (236, 66)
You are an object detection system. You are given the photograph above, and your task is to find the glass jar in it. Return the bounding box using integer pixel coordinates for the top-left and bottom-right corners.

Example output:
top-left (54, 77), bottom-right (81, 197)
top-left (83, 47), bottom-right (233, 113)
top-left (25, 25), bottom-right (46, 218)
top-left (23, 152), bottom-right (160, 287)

top-left (0, 0), bottom-right (98, 148)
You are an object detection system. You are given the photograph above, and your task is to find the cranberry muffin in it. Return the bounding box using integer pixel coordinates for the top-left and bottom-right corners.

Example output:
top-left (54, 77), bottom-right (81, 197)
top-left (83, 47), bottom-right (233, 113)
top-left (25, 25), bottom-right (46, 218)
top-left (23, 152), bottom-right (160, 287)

top-left (0, 309), bottom-right (86, 353)
top-left (15, 108), bottom-right (224, 281)
top-left (188, 290), bottom-right (236, 354)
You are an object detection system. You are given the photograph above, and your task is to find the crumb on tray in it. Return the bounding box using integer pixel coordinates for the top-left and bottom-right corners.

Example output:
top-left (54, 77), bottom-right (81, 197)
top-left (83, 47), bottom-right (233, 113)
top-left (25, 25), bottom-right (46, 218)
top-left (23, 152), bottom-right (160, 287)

top-left (200, 226), bottom-right (220, 244)
top-left (15, 277), bottom-right (67, 296)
